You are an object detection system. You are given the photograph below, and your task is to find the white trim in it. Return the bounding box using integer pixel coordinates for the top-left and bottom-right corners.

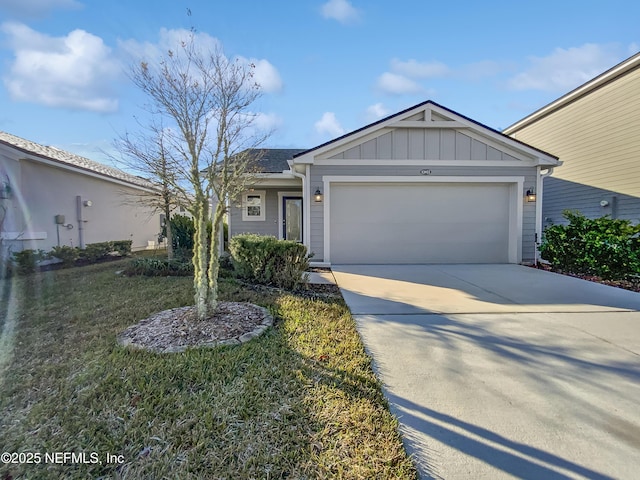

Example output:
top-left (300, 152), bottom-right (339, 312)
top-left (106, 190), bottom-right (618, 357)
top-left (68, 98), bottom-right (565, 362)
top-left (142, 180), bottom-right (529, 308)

top-left (1, 231), bottom-right (47, 240)
top-left (277, 191), bottom-right (303, 240)
top-left (294, 101), bottom-right (559, 166)
top-left (322, 175), bottom-right (524, 265)
top-left (241, 190), bottom-right (266, 221)
top-left (504, 52), bottom-right (640, 134)
top-left (388, 120), bottom-right (467, 128)
top-left (315, 159), bottom-right (538, 167)
top-left (305, 164), bottom-right (311, 246)
top-left (18, 153), bottom-right (158, 193)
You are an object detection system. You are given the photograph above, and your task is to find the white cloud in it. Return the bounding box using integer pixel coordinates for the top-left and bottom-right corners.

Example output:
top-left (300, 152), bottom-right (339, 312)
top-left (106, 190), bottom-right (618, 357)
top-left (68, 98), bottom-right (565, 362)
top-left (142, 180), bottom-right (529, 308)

top-left (321, 0), bottom-right (360, 24)
top-left (314, 112), bottom-right (344, 137)
top-left (252, 112), bottom-right (283, 131)
top-left (120, 29), bottom-right (283, 94)
top-left (509, 43), bottom-right (626, 92)
top-left (390, 59), bottom-right (449, 78)
top-left (240, 58), bottom-right (283, 93)
top-left (376, 72), bottom-right (422, 95)
top-left (365, 103), bottom-right (389, 121)
top-left (1, 22), bottom-right (121, 112)
top-left (0, 0), bottom-right (81, 18)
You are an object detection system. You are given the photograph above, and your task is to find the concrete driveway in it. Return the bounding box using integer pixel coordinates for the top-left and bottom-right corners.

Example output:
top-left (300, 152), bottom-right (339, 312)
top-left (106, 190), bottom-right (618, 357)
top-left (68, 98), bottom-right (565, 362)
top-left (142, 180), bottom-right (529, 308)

top-left (332, 264), bottom-right (640, 480)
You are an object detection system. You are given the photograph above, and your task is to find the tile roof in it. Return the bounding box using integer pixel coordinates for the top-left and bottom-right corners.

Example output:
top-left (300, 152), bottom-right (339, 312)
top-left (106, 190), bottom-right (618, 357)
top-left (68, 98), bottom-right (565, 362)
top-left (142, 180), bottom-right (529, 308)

top-left (0, 130), bottom-right (156, 189)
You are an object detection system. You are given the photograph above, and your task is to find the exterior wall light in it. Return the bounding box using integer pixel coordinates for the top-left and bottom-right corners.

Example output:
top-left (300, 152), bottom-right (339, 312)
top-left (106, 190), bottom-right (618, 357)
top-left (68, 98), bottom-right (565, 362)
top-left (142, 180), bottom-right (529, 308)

top-left (525, 188), bottom-right (536, 202)
top-left (314, 187), bottom-right (323, 202)
top-left (83, 200), bottom-right (93, 207)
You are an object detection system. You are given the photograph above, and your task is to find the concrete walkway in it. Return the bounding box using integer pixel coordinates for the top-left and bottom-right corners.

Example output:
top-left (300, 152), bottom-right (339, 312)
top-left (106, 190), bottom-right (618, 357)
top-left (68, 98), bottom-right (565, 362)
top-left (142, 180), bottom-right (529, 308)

top-left (332, 264), bottom-right (640, 479)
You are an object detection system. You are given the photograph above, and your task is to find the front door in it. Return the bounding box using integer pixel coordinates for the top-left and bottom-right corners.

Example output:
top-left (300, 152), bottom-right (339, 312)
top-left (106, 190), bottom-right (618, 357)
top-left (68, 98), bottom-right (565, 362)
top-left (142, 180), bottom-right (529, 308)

top-left (282, 196), bottom-right (303, 242)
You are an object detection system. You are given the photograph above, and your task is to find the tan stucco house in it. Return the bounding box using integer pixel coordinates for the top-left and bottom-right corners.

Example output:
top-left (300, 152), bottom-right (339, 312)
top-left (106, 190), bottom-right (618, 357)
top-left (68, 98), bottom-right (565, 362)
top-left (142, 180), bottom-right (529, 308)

top-left (228, 100), bottom-right (559, 265)
top-left (504, 51), bottom-right (640, 227)
top-left (0, 131), bottom-right (163, 258)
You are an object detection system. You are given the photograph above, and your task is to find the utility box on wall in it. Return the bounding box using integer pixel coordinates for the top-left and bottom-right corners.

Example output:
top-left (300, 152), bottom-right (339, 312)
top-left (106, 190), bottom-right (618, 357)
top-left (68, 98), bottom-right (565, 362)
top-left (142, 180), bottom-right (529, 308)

top-left (55, 214), bottom-right (65, 225)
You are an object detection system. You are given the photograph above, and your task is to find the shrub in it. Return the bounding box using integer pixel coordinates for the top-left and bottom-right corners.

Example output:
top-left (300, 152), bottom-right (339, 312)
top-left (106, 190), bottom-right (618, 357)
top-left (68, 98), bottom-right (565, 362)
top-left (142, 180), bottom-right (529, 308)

top-left (112, 240), bottom-right (132, 256)
top-left (13, 249), bottom-right (46, 274)
top-left (79, 242), bottom-right (114, 262)
top-left (50, 245), bottom-right (79, 267)
top-left (124, 257), bottom-right (194, 277)
top-left (539, 211), bottom-right (640, 279)
top-left (229, 234), bottom-right (311, 290)
top-left (168, 215), bottom-right (212, 260)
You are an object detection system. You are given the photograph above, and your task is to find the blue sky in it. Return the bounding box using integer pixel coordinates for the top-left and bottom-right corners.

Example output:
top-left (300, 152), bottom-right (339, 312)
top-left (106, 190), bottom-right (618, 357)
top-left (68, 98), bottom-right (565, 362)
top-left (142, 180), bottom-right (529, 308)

top-left (0, 0), bottom-right (638, 165)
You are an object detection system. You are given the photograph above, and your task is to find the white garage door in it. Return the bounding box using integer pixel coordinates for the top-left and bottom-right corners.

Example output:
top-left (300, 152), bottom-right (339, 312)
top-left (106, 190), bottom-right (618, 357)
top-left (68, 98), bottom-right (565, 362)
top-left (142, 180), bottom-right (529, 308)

top-left (329, 183), bottom-right (512, 264)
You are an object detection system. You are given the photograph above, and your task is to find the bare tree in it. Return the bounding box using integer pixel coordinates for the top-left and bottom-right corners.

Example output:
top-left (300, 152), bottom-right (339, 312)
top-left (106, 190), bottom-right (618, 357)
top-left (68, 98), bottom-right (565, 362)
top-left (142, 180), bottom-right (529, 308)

top-left (130, 34), bottom-right (266, 320)
top-left (114, 122), bottom-right (185, 260)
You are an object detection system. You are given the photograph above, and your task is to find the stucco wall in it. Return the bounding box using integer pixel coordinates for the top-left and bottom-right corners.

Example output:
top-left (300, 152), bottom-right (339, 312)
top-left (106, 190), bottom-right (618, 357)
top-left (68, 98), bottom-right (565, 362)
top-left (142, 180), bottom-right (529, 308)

top-left (0, 154), bottom-right (161, 254)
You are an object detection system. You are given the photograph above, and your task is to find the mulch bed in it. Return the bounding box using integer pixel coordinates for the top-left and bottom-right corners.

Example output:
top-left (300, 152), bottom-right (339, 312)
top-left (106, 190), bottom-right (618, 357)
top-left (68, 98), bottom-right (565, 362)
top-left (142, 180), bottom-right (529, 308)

top-left (529, 263), bottom-right (640, 293)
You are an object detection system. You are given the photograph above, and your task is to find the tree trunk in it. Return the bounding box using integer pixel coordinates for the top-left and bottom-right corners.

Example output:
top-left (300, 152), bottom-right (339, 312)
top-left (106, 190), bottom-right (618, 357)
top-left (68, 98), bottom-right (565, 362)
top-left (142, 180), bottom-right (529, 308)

top-left (164, 203), bottom-right (174, 261)
top-left (193, 199), bottom-right (209, 320)
top-left (207, 203), bottom-right (225, 313)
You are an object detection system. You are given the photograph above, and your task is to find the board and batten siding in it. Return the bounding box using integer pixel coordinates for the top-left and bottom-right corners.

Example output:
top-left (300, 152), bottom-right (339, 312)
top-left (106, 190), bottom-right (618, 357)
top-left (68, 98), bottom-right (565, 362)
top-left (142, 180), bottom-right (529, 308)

top-left (308, 164), bottom-right (538, 263)
top-left (328, 128), bottom-right (522, 162)
top-left (508, 64), bottom-right (640, 224)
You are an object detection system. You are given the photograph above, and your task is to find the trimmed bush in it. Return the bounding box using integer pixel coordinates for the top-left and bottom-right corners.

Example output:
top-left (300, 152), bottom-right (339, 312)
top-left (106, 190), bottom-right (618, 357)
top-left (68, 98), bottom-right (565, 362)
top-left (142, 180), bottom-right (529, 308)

top-left (539, 211), bottom-right (640, 279)
top-left (124, 257), bottom-right (194, 277)
top-left (50, 245), bottom-right (79, 267)
top-left (13, 249), bottom-right (46, 274)
top-left (112, 240), bottom-right (132, 256)
top-left (79, 242), bottom-right (114, 262)
top-left (229, 234), bottom-right (311, 289)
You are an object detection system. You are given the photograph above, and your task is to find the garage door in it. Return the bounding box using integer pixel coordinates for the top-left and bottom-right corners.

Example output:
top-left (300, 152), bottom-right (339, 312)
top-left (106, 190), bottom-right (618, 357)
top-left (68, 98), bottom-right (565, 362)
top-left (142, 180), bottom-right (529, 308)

top-left (329, 183), bottom-right (511, 264)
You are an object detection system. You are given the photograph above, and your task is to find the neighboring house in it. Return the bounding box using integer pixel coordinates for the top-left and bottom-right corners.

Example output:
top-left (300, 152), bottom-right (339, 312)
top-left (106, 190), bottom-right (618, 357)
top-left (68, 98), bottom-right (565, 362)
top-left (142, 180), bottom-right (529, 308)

top-left (0, 131), bottom-right (163, 258)
top-left (228, 100), bottom-right (559, 265)
top-left (504, 51), bottom-right (640, 227)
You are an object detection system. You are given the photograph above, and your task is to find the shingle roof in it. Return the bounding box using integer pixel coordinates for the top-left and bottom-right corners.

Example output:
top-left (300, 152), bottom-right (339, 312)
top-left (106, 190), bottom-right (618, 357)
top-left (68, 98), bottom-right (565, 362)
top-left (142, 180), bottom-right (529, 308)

top-left (0, 131), bottom-right (155, 189)
top-left (243, 148), bottom-right (307, 173)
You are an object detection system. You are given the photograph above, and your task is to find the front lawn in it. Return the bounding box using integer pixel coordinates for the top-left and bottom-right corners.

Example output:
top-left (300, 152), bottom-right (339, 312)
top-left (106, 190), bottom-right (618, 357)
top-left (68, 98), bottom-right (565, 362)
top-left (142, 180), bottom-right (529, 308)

top-left (0, 261), bottom-right (416, 479)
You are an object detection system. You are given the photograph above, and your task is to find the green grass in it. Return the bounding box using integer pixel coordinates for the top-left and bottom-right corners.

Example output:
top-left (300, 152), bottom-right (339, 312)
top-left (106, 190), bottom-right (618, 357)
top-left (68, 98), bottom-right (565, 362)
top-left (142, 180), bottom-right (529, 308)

top-left (0, 260), bottom-right (416, 479)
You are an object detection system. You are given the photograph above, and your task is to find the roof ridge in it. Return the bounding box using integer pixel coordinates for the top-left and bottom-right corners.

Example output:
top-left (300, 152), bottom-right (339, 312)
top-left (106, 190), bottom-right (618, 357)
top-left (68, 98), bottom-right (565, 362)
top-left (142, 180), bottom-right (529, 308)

top-left (0, 130), bottom-right (155, 189)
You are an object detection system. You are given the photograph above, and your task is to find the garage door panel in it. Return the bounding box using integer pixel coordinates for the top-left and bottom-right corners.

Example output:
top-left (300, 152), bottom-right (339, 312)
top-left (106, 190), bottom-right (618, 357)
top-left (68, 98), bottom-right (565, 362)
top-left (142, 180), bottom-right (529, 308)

top-left (330, 183), bottom-right (511, 264)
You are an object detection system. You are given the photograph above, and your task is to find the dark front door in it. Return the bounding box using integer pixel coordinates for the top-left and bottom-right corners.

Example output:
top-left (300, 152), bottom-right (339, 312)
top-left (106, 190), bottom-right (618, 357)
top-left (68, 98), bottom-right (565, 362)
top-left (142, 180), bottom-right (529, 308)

top-left (282, 196), bottom-right (303, 242)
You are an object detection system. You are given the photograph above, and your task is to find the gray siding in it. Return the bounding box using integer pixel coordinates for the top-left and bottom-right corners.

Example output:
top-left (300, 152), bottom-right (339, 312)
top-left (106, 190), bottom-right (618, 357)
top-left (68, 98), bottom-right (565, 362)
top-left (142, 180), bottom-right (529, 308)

top-left (229, 188), bottom-right (301, 239)
top-left (543, 177), bottom-right (640, 228)
top-left (328, 128), bottom-right (521, 162)
top-left (309, 164), bottom-right (538, 263)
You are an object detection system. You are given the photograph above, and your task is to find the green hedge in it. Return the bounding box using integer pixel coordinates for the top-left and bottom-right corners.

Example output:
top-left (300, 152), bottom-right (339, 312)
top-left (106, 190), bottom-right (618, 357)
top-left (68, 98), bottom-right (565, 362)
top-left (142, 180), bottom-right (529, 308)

top-left (539, 211), bottom-right (640, 279)
top-left (229, 234), bottom-right (311, 290)
top-left (12, 240), bottom-right (133, 275)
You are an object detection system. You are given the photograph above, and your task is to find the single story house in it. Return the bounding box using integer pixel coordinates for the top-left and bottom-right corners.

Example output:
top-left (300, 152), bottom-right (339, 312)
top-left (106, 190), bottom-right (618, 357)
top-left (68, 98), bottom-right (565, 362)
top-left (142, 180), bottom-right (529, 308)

top-left (0, 131), bottom-right (164, 259)
top-left (228, 100), bottom-right (560, 265)
top-left (504, 51), bottom-right (640, 226)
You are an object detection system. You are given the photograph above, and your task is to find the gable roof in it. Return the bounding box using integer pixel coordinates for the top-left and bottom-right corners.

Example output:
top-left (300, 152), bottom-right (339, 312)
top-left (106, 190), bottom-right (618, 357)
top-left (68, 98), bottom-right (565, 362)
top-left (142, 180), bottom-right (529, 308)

top-left (293, 100), bottom-right (559, 164)
top-left (243, 148), bottom-right (307, 173)
top-left (504, 51), bottom-right (640, 134)
top-left (0, 130), bottom-right (155, 189)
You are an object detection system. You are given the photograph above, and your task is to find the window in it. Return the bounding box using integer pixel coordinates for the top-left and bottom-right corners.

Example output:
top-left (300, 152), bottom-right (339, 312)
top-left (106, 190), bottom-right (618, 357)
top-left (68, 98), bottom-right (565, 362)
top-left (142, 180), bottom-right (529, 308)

top-left (242, 190), bottom-right (266, 221)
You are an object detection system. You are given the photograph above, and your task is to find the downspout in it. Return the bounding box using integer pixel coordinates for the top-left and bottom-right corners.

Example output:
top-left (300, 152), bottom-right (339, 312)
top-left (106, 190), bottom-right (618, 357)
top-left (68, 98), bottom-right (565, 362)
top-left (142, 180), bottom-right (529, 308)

top-left (76, 195), bottom-right (85, 249)
top-left (289, 161), bottom-right (309, 248)
top-left (536, 167), bottom-right (555, 265)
